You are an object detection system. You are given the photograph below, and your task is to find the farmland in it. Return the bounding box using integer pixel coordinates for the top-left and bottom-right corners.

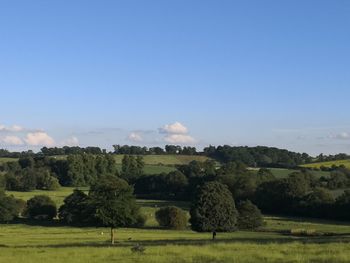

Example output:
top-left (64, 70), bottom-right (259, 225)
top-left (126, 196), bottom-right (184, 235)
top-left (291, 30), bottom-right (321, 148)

top-left (1, 187), bottom-right (350, 263)
top-left (301, 159), bottom-right (350, 169)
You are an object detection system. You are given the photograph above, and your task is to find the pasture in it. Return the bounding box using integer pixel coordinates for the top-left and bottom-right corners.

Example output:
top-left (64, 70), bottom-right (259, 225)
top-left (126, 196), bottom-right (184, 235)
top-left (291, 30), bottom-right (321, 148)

top-left (113, 154), bottom-right (210, 166)
top-left (250, 168), bottom-right (330, 179)
top-left (2, 187), bottom-right (350, 262)
top-left (301, 159), bottom-right (350, 169)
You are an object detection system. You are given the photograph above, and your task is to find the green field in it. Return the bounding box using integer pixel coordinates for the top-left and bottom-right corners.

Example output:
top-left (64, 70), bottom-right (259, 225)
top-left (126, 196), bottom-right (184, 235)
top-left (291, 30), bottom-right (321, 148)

top-left (113, 154), bottom-right (210, 166)
top-left (250, 168), bottom-right (330, 179)
top-left (2, 187), bottom-right (350, 262)
top-left (0, 157), bottom-right (18, 164)
top-left (301, 159), bottom-right (350, 169)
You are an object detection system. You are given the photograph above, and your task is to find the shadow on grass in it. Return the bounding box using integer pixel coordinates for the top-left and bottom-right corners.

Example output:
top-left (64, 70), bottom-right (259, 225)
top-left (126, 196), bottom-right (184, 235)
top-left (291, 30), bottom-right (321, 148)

top-left (9, 234), bottom-right (350, 249)
top-left (137, 200), bottom-right (190, 210)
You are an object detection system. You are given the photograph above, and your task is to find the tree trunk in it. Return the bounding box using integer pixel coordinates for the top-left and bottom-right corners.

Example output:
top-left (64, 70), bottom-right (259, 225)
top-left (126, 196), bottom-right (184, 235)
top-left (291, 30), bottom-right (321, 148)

top-left (111, 227), bottom-right (115, 245)
top-left (212, 231), bottom-right (216, 240)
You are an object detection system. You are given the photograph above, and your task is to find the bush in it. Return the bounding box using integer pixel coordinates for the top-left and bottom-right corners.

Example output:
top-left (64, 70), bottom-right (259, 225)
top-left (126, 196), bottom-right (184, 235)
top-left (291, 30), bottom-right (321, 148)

top-left (190, 182), bottom-right (238, 232)
top-left (58, 189), bottom-right (93, 225)
top-left (237, 200), bottom-right (264, 230)
top-left (133, 213), bottom-right (147, 227)
top-left (0, 191), bottom-right (24, 222)
top-left (155, 206), bottom-right (187, 230)
top-left (25, 195), bottom-right (57, 220)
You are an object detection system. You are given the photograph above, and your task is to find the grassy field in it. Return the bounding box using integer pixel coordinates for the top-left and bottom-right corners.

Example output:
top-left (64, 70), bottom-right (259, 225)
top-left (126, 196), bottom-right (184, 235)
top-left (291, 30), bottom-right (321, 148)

top-left (0, 157), bottom-right (18, 164)
top-left (113, 154), bottom-right (210, 166)
top-left (2, 187), bottom-right (350, 262)
top-left (250, 168), bottom-right (330, 179)
top-left (301, 159), bottom-right (350, 169)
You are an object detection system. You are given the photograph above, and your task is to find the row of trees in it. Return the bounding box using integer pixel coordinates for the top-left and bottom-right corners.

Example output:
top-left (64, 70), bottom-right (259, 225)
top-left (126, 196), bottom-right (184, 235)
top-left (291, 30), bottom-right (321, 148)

top-left (203, 145), bottom-right (313, 168)
top-left (0, 177), bottom-right (264, 243)
top-left (2, 154), bottom-right (120, 189)
top-left (113, 145), bottom-right (198, 155)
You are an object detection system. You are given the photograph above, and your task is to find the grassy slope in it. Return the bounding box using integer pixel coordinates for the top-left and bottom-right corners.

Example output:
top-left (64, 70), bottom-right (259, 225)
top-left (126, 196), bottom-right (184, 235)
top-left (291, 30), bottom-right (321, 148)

top-left (0, 155), bottom-right (207, 175)
top-left (251, 168), bottom-right (330, 179)
top-left (0, 157), bottom-right (18, 164)
top-left (3, 187), bottom-right (350, 262)
top-left (301, 159), bottom-right (350, 169)
top-left (113, 154), bottom-right (210, 165)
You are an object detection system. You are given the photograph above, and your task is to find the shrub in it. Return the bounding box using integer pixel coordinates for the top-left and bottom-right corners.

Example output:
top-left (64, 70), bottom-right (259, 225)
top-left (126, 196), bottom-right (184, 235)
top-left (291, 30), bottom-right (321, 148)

top-left (155, 206), bottom-right (187, 230)
top-left (190, 182), bottom-right (238, 233)
top-left (0, 191), bottom-right (24, 222)
top-left (237, 200), bottom-right (264, 230)
top-left (25, 195), bottom-right (57, 220)
top-left (58, 189), bottom-right (93, 225)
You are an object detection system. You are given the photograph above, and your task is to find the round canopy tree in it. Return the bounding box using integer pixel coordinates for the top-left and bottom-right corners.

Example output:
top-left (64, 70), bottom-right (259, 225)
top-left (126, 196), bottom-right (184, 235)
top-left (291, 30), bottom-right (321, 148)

top-left (89, 176), bottom-right (141, 244)
top-left (190, 182), bottom-right (238, 239)
top-left (25, 195), bottom-right (57, 220)
top-left (155, 206), bottom-right (187, 230)
top-left (237, 200), bottom-right (263, 230)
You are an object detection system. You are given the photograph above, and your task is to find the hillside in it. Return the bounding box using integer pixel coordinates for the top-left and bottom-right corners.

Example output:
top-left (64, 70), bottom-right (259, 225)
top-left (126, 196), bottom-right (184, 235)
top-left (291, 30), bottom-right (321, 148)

top-left (301, 159), bottom-right (350, 169)
top-left (113, 154), bottom-right (210, 166)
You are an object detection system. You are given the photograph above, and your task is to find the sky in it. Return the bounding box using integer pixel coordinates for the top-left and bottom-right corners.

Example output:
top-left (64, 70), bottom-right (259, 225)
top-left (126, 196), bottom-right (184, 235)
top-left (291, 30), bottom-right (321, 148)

top-left (0, 0), bottom-right (350, 155)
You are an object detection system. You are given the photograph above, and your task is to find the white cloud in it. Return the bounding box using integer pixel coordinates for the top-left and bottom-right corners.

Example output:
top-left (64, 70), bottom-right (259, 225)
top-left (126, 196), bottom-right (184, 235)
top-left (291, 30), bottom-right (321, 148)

top-left (0, 124), bottom-right (24, 132)
top-left (127, 132), bottom-right (143, 142)
top-left (331, 132), bottom-right (350, 140)
top-left (24, 132), bottom-right (55, 146)
top-left (164, 134), bottom-right (196, 144)
top-left (61, 136), bottom-right (79, 146)
top-left (159, 122), bottom-right (188, 134)
top-left (0, 135), bottom-right (24, 145)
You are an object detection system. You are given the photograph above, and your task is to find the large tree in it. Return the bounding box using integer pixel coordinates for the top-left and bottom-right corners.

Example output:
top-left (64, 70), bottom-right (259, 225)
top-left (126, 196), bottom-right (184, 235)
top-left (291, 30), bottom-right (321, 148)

top-left (89, 176), bottom-right (141, 244)
top-left (190, 182), bottom-right (238, 239)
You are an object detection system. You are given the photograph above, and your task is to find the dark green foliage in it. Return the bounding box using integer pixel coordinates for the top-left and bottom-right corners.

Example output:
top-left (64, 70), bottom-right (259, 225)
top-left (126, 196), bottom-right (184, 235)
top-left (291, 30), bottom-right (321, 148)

top-left (155, 206), bottom-right (187, 230)
top-left (190, 182), bottom-right (238, 232)
top-left (256, 168), bottom-right (276, 184)
top-left (89, 176), bottom-right (141, 228)
top-left (327, 171), bottom-right (350, 189)
top-left (4, 168), bottom-right (59, 191)
top-left (25, 195), bottom-right (57, 220)
top-left (18, 156), bottom-right (35, 169)
top-left (121, 155), bottom-right (144, 183)
top-left (59, 189), bottom-right (95, 225)
top-left (41, 146), bottom-right (103, 156)
top-left (0, 190), bottom-right (24, 222)
top-left (237, 200), bottom-right (263, 230)
top-left (335, 190), bottom-right (350, 220)
top-left (134, 171), bottom-right (189, 200)
top-left (204, 145), bottom-right (312, 167)
top-left (65, 154), bottom-right (118, 186)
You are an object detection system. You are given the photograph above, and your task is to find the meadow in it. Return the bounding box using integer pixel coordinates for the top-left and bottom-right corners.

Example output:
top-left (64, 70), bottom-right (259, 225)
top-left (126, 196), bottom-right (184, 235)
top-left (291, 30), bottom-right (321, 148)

top-left (250, 167), bottom-right (330, 179)
top-left (301, 159), bottom-right (350, 169)
top-left (2, 188), bottom-right (350, 262)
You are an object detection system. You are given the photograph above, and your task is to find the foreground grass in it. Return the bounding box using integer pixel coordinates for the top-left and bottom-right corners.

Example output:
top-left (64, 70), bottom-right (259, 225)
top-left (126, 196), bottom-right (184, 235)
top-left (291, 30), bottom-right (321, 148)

top-left (3, 187), bottom-right (350, 262)
top-left (0, 223), bottom-right (349, 263)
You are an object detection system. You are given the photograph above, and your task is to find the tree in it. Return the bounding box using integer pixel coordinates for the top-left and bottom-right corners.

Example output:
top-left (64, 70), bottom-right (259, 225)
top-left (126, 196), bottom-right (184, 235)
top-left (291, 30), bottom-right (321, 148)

top-left (164, 171), bottom-right (188, 196)
top-left (155, 206), bottom-right (187, 230)
top-left (58, 189), bottom-right (94, 225)
top-left (237, 200), bottom-right (263, 230)
top-left (0, 190), bottom-right (24, 222)
top-left (121, 155), bottom-right (144, 183)
top-left (25, 195), bottom-right (57, 220)
top-left (89, 176), bottom-right (141, 244)
top-left (190, 182), bottom-right (238, 238)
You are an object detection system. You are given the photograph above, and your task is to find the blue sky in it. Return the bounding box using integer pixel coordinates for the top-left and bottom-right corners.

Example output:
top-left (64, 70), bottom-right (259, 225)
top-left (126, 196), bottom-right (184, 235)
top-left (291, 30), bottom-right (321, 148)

top-left (1, 0), bottom-right (350, 155)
